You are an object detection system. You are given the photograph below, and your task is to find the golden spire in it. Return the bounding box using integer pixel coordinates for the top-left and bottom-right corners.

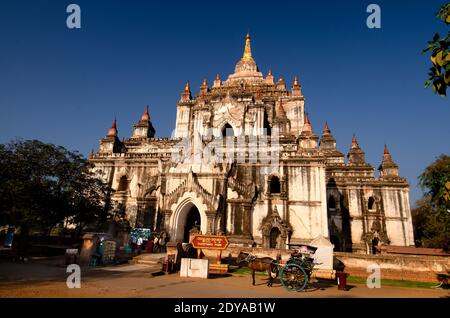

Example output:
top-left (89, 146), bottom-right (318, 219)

top-left (243, 32), bottom-right (253, 60)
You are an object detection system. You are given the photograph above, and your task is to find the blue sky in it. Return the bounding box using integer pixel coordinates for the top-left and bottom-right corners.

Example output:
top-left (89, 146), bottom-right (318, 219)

top-left (0, 0), bottom-right (449, 204)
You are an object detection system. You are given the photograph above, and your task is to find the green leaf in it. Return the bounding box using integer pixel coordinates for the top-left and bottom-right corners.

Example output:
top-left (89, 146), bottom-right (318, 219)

top-left (433, 33), bottom-right (440, 42)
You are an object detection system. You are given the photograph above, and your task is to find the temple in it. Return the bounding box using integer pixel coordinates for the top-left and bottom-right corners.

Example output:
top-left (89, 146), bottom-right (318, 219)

top-left (90, 33), bottom-right (414, 254)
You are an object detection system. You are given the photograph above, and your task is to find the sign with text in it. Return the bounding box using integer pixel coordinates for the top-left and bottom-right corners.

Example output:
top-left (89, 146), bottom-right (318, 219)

top-left (191, 235), bottom-right (229, 250)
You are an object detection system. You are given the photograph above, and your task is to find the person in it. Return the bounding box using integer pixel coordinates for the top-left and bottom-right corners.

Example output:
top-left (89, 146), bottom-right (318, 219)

top-left (146, 237), bottom-right (153, 254)
top-left (136, 236), bottom-right (143, 255)
top-left (158, 233), bottom-right (166, 253)
top-left (153, 235), bottom-right (159, 253)
top-left (131, 236), bottom-right (137, 254)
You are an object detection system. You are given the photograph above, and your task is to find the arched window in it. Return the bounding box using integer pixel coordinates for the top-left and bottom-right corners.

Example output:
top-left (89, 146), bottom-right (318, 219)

top-left (270, 176), bottom-right (281, 194)
top-left (328, 196), bottom-right (336, 210)
top-left (117, 176), bottom-right (128, 191)
top-left (368, 197), bottom-right (375, 210)
top-left (222, 123), bottom-right (234, 137)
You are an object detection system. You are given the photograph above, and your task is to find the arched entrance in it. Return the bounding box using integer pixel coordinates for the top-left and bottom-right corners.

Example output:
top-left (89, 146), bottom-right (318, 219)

top-left (172, 198), bottom-right (206, 243)
top-left (183, 205), bottom-right (201, 243)
top-left (222, 123), bottom-right (234, 137)
top-left (269, 227), bottom-right (281, 248)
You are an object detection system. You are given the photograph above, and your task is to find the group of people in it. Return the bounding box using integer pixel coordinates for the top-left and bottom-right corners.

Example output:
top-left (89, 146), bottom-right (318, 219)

top-left (131, 231), bottom-right (168, 255)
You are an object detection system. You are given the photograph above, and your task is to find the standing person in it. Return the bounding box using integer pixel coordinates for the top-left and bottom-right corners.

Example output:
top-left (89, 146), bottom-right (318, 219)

top-left (159, 232), bottom-right (167, 253)
top-left (136, 236), bottom-right (143, 255)
top-left (153, 235), bottom-right (159, 253)
top-left (131, 235), bottom-right (137, 255)
top-left (146, 236), bottom-right (153, 254)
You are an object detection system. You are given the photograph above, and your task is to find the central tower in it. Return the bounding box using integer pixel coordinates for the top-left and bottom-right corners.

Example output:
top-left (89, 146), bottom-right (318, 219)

top-left (226, 33), bottom-right (264, 83)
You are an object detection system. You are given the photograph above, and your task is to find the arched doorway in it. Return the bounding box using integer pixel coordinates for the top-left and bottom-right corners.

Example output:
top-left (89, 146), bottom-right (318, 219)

top-left (183, 205), bottom-right (201, 243)
top-left (172, 195), bottom-right (208, 243)
top-left (222, 123), bottom-right (234, 137)
top-left (269, 227), bottom-right (281, 248)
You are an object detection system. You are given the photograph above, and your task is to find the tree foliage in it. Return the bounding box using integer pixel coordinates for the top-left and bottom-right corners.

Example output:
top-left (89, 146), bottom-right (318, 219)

top-left (424, 3), bottom-right (450, 96)
top-left (419, 154), bottom-right (450, 206)
top-left (0, 139), bottom-right (126, 237)
top-left (412, 154), bottom-right (450, 250)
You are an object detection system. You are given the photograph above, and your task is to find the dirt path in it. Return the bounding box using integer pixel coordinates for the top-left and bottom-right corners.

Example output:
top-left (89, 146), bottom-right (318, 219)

top-left (0, 260), bottom-right (448, 298)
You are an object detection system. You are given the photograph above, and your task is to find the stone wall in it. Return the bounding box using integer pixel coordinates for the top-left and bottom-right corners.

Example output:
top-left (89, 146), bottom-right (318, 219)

top-left (334, 252), bottom-right (450, 283)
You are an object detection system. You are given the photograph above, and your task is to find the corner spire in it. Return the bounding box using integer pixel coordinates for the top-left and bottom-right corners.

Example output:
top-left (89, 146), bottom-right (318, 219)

top-left (319, 121), bottom-right (341, 154)
top-left (107, 118), bottom-right (118, 137)
top-left (140, 105), bottom-right (150, 122)
top-left (265, 69), bottom-right (274, 84)
top-left (347, 133), bottom-right (366, 164)
top-left (305, 112), bottom-right (311, 125)
top-left (200, 78), bottom-right (208, 95)
top-left (243, 32), bottom-right (252, 60)
top-left (323, 121), bottom-right (331, 134)
top-left (302, 112), bottom-right (312, 133)
top-left (291, 75), bottom-right (302, 96)
top-left (351, 133), bottom-right (359, 148)
top-left (213, 73), bottom-right (221, 88)
top-left (181, 82), bottom-right (192, 102)
top-left (379, 144), bottom-right (399, 177)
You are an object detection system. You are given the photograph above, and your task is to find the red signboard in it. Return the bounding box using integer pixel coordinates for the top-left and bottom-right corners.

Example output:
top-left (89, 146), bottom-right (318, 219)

top-left (191, 235), bottom-right (229, 250)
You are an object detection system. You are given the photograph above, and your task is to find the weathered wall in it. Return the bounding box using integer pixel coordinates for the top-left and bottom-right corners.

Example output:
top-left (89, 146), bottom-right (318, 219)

top-left (334, 252), bottom-right (450, 283)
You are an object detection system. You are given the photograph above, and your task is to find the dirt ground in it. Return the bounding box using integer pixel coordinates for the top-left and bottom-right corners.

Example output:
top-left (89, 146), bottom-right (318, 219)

top-left (0, 257), bottom-right (448, 298)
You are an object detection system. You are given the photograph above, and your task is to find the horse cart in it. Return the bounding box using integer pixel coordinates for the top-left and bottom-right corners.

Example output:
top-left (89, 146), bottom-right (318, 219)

top-left (236, 244), bottom-right (319, 292)
top-left (278, 244), bottom-right (318, 292)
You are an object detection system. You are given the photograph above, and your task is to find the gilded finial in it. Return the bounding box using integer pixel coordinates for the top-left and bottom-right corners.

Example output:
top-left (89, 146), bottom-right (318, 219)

top-left (243, 32), bottom-right (253, 60)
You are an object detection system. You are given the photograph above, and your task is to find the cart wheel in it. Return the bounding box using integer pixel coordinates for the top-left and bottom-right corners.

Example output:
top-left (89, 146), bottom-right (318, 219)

top-left (280, 263), bottom-right (308, 292)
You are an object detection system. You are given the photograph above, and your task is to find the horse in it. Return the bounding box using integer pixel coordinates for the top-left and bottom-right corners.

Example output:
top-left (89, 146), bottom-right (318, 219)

top-left (236, 251), bottom-right (279, 287)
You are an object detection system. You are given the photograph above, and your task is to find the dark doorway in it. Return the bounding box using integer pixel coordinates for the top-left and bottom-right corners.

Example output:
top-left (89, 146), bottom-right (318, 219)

top-left (183, 206), bottom-right (201, 243)
top-left (371, 237), bottom-right (379, 254)
top-left (368, 197), bottom-right (375, 210)
top-left (330, 235), bottom-right (341, 252)
top-left (263, 112), bottom-right (271, 136)
top-left (117, 176), bottom-right (128, 191)
top-left (269, 227), bottom-right (281, 248)
top-left (222, 123), bottom-right (234, 137)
